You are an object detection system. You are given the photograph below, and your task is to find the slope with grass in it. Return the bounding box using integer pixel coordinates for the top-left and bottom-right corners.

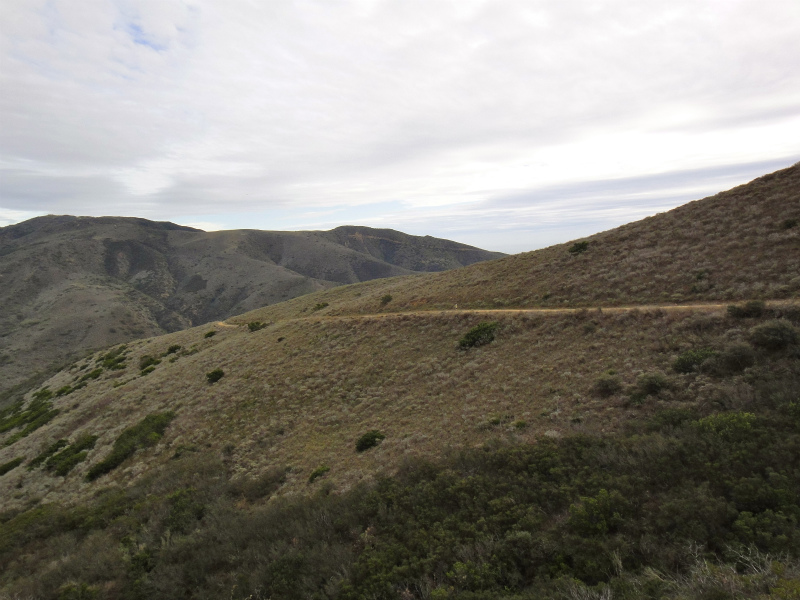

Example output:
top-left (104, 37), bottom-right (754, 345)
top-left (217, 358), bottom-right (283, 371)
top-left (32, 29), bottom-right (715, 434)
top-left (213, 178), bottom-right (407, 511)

top-left (0, 218), bottom-right (503, 398)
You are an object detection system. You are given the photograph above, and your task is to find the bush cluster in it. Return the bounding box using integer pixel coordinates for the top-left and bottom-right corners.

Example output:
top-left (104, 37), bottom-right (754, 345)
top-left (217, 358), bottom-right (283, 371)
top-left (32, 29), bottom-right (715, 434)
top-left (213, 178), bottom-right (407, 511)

top-left (206, 368), bottom-right (225, 384)
top-left (459, 322), bottom-right (499, 349)
top-left (86, 412), bottom-right (175, 481)
top-left (727, 300), bottom-right (766, 319)
top-left (355, 430), bottom-right (385, 452)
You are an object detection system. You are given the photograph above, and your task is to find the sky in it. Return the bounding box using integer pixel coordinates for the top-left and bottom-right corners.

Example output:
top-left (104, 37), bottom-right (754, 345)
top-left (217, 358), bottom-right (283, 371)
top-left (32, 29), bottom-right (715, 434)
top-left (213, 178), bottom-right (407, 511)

top-left (1, 1), bottom-right (799, 253)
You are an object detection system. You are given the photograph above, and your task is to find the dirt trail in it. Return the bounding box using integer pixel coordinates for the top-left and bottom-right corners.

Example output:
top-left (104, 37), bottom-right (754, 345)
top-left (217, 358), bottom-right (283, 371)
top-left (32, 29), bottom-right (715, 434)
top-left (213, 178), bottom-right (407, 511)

top-left (226, 299), bottom-right (797, 327)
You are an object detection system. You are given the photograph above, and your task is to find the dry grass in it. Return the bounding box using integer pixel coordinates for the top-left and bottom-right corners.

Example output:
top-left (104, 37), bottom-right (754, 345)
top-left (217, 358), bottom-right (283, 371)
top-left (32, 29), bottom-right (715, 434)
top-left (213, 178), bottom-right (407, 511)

top-left (3, 299), bottom-right (797, 511)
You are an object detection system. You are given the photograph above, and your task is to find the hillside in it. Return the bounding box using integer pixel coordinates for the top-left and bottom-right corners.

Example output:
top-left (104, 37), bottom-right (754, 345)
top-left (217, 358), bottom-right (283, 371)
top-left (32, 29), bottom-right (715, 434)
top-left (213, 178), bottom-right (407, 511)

top-left (0, 218), bottom-right (503, 398)
top-left (283, 163), bottom-right (797, 318)
top-left (0, 165), bottom-right (798, 599)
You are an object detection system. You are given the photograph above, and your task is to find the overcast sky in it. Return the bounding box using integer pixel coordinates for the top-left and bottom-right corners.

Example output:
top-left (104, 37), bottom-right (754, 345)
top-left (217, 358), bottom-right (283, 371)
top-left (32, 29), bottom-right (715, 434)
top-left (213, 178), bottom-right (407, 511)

top-left (1, 1), bottom-right (798, 253)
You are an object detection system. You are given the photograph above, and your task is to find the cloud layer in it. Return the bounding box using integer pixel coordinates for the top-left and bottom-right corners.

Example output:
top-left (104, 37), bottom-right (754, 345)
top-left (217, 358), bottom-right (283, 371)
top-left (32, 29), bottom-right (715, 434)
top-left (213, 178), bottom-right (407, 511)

top-left (2, 0), bottom-right (799, 251)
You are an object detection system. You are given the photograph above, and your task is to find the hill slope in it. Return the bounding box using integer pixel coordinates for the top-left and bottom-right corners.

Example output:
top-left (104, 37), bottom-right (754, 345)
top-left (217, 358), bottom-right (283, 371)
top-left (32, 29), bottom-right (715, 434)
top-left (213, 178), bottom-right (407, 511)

top-left (0, 218), bottom-right (503, 397)
top-left (0, 165), bottom-right (798, 599)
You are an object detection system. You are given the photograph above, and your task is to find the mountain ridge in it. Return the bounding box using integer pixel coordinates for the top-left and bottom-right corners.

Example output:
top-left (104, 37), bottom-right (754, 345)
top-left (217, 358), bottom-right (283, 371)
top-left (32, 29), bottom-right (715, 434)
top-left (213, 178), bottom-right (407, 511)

top-left (0, 218), bottom-right (503, 397)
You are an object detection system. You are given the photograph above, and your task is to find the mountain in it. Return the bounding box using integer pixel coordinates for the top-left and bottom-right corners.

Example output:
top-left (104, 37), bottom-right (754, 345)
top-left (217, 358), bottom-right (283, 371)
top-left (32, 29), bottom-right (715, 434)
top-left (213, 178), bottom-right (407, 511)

top-left (0, 217), bottom-right (503, 398)
top-left (0, 164), bottom-right (798, 599)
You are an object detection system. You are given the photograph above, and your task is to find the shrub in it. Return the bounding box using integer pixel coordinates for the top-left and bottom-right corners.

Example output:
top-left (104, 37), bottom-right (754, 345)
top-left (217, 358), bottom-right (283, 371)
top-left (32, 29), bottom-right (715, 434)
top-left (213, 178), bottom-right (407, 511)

top-left (45, 434), bottom-right (98, 476)
top-left (636, 372), bottom-right (669, 395)
top-left (728, 300), bottom-right (765, 319)
top-left (166, 345), bottom-right (182, 355)
top-left (459, 322), bottom-right (498, 349)
top-left (568, 241), bottom-right (589, 255)
top-left (673, 348), bottom-right (717, 374)
top-left (99, 346), bottom-right (127, 370)
top-left (79, 368), bottom-right (103, 382)
top-left (247, 321), bottom-right (267, 332)
top-left (206, 368), bottom-right (224, 384)
top-left (55, 385), bottom-right (73, 397)
top-left (140, 366), bottom-right (156, 376)
top-left (701, 342), bottom-right (756, 375)
top-left (32, 388), bottom-right (54, 401)
top-left (139, 355), bottom-right (161, 372)
top-left (355, 430), bottom-right (385, 453)
top-left (312, 302), bottom-right (329, 311)
top-left (0, 456), bottom-right (23, 476)
top-left (781, 218), bottom-right (798, 230)
top-left (749, 320), bottom-right (798, 350)
top-left (28, 439), bottom-right (69, 470)
top-left (380, 294), bottom-right (393, 306)
top-left (308, 465), bottom-right (331, 483)
top-left (593, 374), bottom-right (622, 397)
top-left (204, 330), bottom-right (216, 338)
top-left (86, 412), bottom-right (175, 481)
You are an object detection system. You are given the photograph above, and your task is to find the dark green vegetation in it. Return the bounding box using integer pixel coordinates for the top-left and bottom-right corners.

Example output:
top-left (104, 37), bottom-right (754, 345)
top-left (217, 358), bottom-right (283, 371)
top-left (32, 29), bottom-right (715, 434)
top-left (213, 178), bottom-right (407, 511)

top-left (458, 322), bottom-right (499, 349)
top-left (568, 241), bottom-right (589, 255)
top-left (1, 371), bottom-right (798, 598)
top-left (85, 412), bottom-right (175, 481)
top-left (0, 392), bottom-right (59, 447)
top-left (206, 368), bottom-right (224, 384)
top-left (29, 434), bottom-right (99, 477)
top-left (313, 302), bottom-right (330, 311)
top-left (248, 321), bottom-right (267, 332)
top-left (204, 330), bottom-right (216, 338)
top-left (355, 430), bottom-right (386, 453)
top-left (0, 456), bottom-right (23, 476)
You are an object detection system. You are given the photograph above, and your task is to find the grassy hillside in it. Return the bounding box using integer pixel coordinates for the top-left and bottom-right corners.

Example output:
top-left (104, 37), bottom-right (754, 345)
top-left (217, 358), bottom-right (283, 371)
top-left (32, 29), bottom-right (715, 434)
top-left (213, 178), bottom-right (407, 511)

top-left (273, 163), bottom-right (797, 317)
top-left (0, 164), bottom-right (798, 599)
top-left (0, 218), bottom-right (502, 397)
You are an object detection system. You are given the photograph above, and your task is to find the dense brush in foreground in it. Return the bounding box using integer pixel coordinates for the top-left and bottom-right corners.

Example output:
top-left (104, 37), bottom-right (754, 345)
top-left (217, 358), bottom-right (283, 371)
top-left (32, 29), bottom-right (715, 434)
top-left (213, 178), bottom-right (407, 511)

top-left (1, 307), bottom-right (799, 599)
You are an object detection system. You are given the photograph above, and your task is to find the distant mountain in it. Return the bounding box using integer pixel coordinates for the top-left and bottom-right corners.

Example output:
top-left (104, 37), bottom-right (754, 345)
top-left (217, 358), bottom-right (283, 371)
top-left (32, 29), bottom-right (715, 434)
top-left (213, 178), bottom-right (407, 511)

top-left (0, 217), bottom-right (503, 396)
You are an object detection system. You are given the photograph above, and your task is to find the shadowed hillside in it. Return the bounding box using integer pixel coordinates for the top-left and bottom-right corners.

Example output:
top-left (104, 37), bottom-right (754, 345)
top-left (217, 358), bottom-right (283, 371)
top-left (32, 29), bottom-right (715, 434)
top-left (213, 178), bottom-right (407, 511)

top-left (0, 218), bottom-right (502, 397)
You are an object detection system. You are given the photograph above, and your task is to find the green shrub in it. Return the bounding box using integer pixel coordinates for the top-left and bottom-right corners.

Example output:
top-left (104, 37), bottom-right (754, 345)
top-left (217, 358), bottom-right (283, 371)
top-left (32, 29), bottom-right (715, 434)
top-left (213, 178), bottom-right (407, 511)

top-left (701, 342), bottom-right (756, 375)
top-left (45, 433), bottom-right (98, 476)
top-left (247, 321), bottom-right (267, 332)
top-left (79, 368), bottom-right (103, 382)
top-left (204, 330), bottom-right (216, 338)
top-left (166, 345), bottom-right (182, 355)
top-left (781, 218), bottom-right (798, 230)
top-left (635, 372), bottom-right (669, 396)
top-left (459, 322), bottom-right (498, 349)
top-left (0, 397), bottom-right (59, 447)
top-left (308, 465), bottom-right (331, 483)
top-left (55, 385), bottom-right (73, 397)
top-left (380, 294), bottom-right (393, 306)
top-left (568, 241), bottom-right (589, 255)
top-left (355, 430), bottom-right (385, 452)
top-left (86, 412), bottom-right (175, 481)
top-left (206, 369), bottom-right (224, 384)
top-left (593, 374), bottom-right (622, 397)
top-left (138, 355), bottom-right (161, 370)
top-left (749, 320), bottom-right (798, 350)
top-left (673, 348), bottom-right (717, 373)
top-left (99, 345), bottom-right (127, 370)
top-left (728, 300), bottom-right (765, 319)
top-left (694, 412), bottom-right (756, 442)
top-left (0, 456), bottom-right (23, 476)
top-left (28, 439), bottom-right (69, 470)
top-left (32, 387), bottom-right (54, 401)
top-left (58, 582), bottom-right (98, 600)
top-left (312, 302), bottom-right (329, 311)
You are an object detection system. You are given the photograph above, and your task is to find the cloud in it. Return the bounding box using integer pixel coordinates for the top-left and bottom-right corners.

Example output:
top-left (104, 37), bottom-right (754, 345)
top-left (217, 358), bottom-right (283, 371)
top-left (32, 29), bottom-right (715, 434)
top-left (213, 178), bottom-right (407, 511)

top-left (1, 0), bottom-right (799, 248)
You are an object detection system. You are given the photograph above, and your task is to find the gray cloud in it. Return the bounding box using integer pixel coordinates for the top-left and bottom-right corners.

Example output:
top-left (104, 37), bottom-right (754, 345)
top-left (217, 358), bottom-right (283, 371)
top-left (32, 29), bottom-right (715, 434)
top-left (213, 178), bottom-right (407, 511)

top-left (1, 0), bottom-right (799, 245)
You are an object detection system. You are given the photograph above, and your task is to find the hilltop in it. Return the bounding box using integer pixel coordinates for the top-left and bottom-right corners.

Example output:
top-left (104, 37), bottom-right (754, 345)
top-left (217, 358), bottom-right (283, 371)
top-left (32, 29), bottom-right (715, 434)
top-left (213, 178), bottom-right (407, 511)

top-left (0, 218), bottom-right (503, 398)
top-left (0, 164), bottom-right (798, 599)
